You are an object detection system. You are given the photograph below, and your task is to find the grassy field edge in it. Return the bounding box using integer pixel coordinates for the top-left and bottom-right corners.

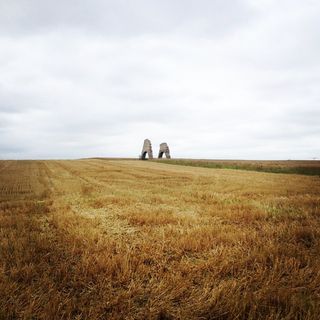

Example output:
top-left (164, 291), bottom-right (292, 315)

top-left (151, 159), bottom-right (320, 176)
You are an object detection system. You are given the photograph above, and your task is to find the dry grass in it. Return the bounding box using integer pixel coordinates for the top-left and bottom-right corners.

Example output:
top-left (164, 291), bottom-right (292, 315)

top-left (0, 159), bottom-right (319, 319)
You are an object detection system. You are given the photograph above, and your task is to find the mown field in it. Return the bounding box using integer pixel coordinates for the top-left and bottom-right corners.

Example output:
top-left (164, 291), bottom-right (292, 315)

top-left (0, 159), bottom-right (319, 319)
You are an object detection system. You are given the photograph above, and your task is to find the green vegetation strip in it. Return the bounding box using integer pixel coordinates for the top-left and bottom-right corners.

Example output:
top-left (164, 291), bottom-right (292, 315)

top-left (153, 159), bottom-right (320, 176)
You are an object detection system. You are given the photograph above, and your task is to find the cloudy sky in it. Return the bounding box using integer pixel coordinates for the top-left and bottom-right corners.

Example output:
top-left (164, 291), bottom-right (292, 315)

top-left (0, 0), bottom-right (319, 159)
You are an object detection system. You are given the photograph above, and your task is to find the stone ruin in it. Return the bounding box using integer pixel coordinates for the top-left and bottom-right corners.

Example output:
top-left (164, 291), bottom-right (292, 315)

top-left (140, 139), bottom-right (153, 160)
top-left (158, 142), bottom-right (171, 159)
top-left (139, 139), bottom-right (171, 160)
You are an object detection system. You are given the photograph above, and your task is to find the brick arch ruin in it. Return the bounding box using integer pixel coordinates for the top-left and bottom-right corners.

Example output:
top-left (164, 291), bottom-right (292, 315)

top-left (139, 139), bottom-right (153, 160)
top-left (139, 139), bottom-right (171, 160)
top-left (158, 142), bottom-right (171, 159)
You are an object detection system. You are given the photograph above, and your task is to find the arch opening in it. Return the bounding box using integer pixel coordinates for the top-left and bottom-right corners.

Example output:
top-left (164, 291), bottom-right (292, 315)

top-left (141, 151), bottom-right (147, 160)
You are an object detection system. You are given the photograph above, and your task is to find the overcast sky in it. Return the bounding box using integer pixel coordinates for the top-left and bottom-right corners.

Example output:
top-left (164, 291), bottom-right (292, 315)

top-left (0, 0), bottom-right (319, 159)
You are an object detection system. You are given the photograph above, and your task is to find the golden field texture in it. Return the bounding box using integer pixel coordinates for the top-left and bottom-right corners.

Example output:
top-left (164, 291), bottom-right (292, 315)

top-left (0, 159), bottom-right (320, 320)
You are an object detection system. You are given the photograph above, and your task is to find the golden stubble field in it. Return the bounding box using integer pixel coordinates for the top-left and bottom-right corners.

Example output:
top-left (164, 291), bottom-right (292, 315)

top-left (0, 159), bottom-right (319, 319)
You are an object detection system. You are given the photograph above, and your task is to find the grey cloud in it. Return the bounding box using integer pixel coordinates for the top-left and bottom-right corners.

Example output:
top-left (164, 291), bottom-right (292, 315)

top-left (0, 0), bottom-right (319, 159)
top-left (282, 108), bottom-right (320, 127)
top-left (0, 89), bottom-right (40, 114)
top-left (0, 0), bottom-right (254, 37)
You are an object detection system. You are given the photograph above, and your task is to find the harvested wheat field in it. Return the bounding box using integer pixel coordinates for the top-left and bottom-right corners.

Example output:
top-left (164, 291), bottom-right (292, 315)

top-left (0, 159), bottom-right (320, 320)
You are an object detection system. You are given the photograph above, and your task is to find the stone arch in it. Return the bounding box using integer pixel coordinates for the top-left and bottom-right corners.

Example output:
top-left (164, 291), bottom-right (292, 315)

top-left (158, 142), bottom-right (171, 159)
top-left (140, 139), bottom-right (153, 160)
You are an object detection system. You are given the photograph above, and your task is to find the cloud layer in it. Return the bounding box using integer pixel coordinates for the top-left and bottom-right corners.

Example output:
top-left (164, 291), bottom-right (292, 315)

top-left (1, 0), bottom-right (319, 159)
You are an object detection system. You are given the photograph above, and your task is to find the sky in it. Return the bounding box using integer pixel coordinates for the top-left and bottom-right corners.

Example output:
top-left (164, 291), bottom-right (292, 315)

top-left (0, 0), bottom-right (319, 160)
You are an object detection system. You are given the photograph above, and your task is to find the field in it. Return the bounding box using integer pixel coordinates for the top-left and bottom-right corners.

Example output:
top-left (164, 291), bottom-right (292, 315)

top-left (0, 159), bottom-right (320, 319)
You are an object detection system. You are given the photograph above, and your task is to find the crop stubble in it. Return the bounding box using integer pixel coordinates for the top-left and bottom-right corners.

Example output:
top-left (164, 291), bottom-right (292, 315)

top-left (0, 159), bottom-right (319, 319)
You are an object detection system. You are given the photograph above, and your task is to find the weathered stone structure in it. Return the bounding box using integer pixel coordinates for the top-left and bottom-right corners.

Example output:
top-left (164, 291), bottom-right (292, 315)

top-left (158, 142), bottom-right (171, 159)
top-left (140, 139), bottom-right (153, 160)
